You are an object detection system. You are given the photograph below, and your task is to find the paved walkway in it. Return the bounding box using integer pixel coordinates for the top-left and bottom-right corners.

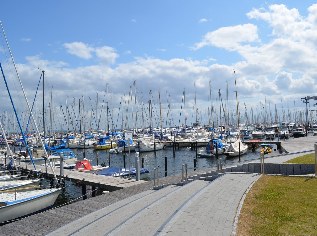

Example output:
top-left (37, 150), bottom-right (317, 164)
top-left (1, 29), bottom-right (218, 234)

top-left (47, 135), bottom-right (317, 236)
top-left (48, 173), bottom-right (260, 236)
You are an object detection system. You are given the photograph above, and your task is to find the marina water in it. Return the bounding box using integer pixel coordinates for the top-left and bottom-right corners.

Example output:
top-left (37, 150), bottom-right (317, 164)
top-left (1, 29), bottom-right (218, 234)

top-left (50, 145), bottom-right (263, 207)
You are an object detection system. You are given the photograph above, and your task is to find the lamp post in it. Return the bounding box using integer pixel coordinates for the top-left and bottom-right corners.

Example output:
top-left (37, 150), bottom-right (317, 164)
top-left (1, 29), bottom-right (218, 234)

top-left (301, 97), bottom-right (309, 136)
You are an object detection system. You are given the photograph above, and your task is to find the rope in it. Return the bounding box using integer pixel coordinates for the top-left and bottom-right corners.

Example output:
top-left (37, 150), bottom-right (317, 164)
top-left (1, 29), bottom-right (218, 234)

top-left (0, 22), bottom-right (55, 176)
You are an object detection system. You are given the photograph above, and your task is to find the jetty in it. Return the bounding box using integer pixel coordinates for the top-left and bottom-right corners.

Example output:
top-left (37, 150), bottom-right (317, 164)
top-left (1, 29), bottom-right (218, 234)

top-left (22, 162), bottom-right (146, 191)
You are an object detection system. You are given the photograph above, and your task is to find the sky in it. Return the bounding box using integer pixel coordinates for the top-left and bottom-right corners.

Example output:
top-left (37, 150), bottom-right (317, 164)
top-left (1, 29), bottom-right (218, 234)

top-left (1, 0), bottom-right (317, 130)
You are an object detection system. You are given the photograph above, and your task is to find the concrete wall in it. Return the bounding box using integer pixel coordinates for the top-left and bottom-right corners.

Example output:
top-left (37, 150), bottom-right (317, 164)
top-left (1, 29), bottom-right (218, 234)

top-left (225, 163), bottom-right (315, 175)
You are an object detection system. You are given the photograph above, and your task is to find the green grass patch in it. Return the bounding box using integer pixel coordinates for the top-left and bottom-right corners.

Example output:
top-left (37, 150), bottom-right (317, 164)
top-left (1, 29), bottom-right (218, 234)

top-left (238, 175), bottom-right (317, 236)
top-left (286, 153), bottom-right (315, 164)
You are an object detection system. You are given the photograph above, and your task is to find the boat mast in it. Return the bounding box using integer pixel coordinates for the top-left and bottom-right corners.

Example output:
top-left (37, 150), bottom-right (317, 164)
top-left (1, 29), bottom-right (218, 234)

top-left (42, 70), bottom-right (45, 139)
top-left (0, 22), bottom-right (55, 175)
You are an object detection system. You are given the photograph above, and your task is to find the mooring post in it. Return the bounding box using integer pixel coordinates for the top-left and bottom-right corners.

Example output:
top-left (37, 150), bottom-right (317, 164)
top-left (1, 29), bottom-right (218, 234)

top-left (59, 152), bottom-right (64, 177)
top-left (153, 167), bottom-right (157, 187)
top-left (108, 152), bottom-right (111, 167)
top-left (173, 135), bottom-right (176, 158)
top-left (260, 152), bottom-right (265, 175)
top-left (92, 185), bottom-right (96, 197)
top-left (44, 157), bottom-right (47, 175)
top-left (216, 142), bottom-right (219, 171)
top-left (123, 153), bottom-right (126, 169)
top-left (315, 144), bottom-right (317, 177)
top-left (82, 180), bottom-right (87, 200)
top-left (238, 141), bottom-right (241, 162)
top-left (135, 152), bottom-right (140, 181)
top-left (181, 164), bottom-right (185, 182)
top-left (165, 156), bottom-right (167, 177)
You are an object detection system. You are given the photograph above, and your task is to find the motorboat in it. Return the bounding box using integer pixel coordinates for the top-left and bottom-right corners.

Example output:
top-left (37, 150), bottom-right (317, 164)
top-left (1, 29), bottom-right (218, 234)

top-left (292, 127), bottom-right (306, 138)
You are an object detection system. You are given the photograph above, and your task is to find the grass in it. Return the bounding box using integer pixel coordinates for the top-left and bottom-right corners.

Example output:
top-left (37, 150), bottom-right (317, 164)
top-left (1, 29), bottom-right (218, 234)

top-left (237, 175), bottom-right (317, 236)
top-left (286, 153), bottom-right (315, 164)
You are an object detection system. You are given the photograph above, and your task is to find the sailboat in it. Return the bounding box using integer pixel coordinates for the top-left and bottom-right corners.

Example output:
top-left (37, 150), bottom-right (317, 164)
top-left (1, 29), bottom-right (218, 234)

top-left (0, 21), bottom-right (60, 223)
top-left (224, 70), bottom-right (248, 157)
top-left (0, 188), bottom-right (61, 223)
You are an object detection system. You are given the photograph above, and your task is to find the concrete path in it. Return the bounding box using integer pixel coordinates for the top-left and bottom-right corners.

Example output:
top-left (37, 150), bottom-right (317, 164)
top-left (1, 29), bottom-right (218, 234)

top-left (47, 136), bottom-right (317, 236)
top-left (48, 173), bottom-right (260, 236)
top-left (253, 135), bottom-right (316, 164)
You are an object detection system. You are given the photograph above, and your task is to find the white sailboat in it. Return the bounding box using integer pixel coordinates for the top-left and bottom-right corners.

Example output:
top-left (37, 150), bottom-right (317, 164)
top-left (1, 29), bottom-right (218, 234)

top-left (224, 70), bottom-right (248, 157)
top-left (224, 138), bottom-right (248, 157)
top-left (136, 136), bottom-right (164, 152)
top-left (0, 188), bottom-right (61, 223)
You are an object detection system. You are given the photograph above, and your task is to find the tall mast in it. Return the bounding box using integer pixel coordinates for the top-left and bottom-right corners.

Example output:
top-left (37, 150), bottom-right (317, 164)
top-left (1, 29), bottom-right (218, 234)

top-left (42, 70), bottom-right (45, 138)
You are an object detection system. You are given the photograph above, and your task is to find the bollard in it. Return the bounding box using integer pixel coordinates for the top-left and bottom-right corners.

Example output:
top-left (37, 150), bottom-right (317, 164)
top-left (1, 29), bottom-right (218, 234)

top-left (92, 185), bottom-right (97, 197)
top-left (44, 157), bottom-right (48, 175)
top-left (123, 153), bottom-right (126, 169)
top-left (59, 152), bottom-right (64, 177)
top-left (82, 181), bottom-right (87, 200)
top-left (108, 152), bottom-right (111, 167)
top-left (181, 164), bottom-right (185, 182)
top-left (218, 156), bottom-right (223, 171)
top-left (315, 144), bottom-right (317, 177)
top-left (185, 163), bottom-right (188, 181)
top-left (156, 168), bottom-right (160, 187)
top-left (194, 158), bottom-right (197, 171)
top-left (173, 135), bottom-right (176, 158)
top-left (165, 156), bottom-right (168, 177)
top-left (260, 152), bottom-right (265, 174)
top-left (135, 152), bottom-right (140, 181)
top-left (142, 157), bottom-right (144, 168)
top-left (238, 141), bottom-right (241, 162)
top-left (153, 167), bottom-right (157, 187)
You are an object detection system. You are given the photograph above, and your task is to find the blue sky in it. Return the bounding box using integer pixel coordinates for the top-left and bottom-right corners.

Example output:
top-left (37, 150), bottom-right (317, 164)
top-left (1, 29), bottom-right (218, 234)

top-left (1, 1), bottom-right (317, 128)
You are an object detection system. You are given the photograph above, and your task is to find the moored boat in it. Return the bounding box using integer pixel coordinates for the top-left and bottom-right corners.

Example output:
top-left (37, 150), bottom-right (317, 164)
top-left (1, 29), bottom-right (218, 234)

top-left (0, 188), bottom-right (61, 223)
top-left (224, 139), bottom-right (248, 157)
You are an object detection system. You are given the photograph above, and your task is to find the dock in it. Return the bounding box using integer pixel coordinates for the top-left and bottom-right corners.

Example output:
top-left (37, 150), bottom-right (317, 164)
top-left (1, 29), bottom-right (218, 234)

top-left (21, 162), bottom-right (146, 191)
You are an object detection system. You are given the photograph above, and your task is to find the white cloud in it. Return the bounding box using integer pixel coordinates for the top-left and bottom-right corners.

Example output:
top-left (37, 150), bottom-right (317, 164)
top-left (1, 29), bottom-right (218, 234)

top-left (199, 18), bottom-right (208, 23)
top-left (64, 42), bottom-right (93, 59)
top-left (95, 46), bottom-right (118, 64)
top-left (194, 24), bottom-right (259, 50)
top-left (63, 42), bottom-right (118, 64)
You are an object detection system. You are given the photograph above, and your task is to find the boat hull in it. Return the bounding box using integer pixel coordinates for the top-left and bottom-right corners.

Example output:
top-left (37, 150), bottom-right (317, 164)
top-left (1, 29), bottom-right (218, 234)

top-left (0, 188), bottom-right (61, 223)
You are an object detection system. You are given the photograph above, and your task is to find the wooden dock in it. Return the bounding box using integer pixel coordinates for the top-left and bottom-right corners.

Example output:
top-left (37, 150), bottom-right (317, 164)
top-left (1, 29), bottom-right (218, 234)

top-left (22, 162), bottom-right (147, 191)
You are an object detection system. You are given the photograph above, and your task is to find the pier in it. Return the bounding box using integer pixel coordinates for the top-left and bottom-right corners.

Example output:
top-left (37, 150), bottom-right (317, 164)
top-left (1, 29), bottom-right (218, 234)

top-left (22, 162), bottom-right (146, 191)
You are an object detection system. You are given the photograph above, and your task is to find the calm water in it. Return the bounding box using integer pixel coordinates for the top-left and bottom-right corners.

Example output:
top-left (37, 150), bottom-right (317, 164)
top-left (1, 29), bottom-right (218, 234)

top-left (74, 146), bottom-right (262, 177)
